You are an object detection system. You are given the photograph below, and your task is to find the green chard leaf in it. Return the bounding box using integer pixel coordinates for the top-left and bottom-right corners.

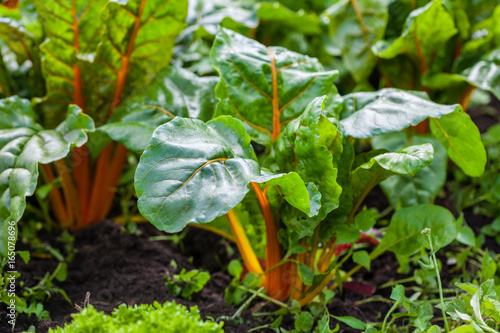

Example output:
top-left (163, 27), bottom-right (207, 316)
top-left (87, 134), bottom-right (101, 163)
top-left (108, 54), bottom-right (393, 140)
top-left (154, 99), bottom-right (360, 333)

top-left (0, 96), bottom-right (94, 257)
top-left (339, 88), bottom-right (461, 138)
top-left (461, 49), bottom-right (500, 100)
top-left (372, 133), bottom-right (447, 208)
top-left (377, 204), bottom-right (458, 257)
top-left (372, 0), bottom-right (458, 72)
top-left (272, 97), bottom-right (343, 237)
top-left (35, 0), bottom-right (107, 121)
top-left (134, 116), bottom-right (313, 233)
top-left (99, 66), bottom-right (219, 152)
top-left (211, 28), bottom-right (340, 146)
top-left (324, 0), bottom-right (390, 82)
top-left (351, 144), bottom-right (434, 205)
top-left (90, 0), bottom-right (187, 120)
top-left (429, 107), bottom-right (486, 177)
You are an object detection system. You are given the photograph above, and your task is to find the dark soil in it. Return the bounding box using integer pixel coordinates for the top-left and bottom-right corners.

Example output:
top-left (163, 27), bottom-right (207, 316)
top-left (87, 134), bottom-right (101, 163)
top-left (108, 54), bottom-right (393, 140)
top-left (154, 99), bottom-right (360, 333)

top-left (4, 209), bottom-right (497, 333)
top-left (0, 219), bottom-right (414, 333)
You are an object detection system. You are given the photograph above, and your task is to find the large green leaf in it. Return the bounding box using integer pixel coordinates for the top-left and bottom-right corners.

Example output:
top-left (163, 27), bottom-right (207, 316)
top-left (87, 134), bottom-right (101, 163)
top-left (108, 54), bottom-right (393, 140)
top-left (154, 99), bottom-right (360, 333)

top-left (135, 116), bottom-right (312, 233)
top-left (35, 0), bottom-right (107, 118)
top-left (339, 88), bottom-right (460, 138)
top-left (211, 28), bottom-right (340, 145)
top-left (373, 0), bottom-right (457, 71)
top-left (351, 144), bottom-right (434, 205)
top-left (461, 49), bottom-right (500, 100)
top-left (429, 107), bottom-right (486, 177)
top-left (91, 0), bottom-right (187, 119)
top-left (272, 97), bottom-right (343, 236)
top-left (99, 66), bottom-right (219, 152)
top-left (372, 133), bottom-right (447, 208)
top-left (376, 204), bottom-right (458, 257)
top-left (324, 0), bottom-right (390, 82)
top-left (0, 97), bottom-right (94, 257)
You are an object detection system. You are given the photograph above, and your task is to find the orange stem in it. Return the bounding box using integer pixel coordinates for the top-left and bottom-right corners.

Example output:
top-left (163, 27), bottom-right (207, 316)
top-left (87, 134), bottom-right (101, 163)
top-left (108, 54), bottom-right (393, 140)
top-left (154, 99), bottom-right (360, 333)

top-left (73, 145), bottom-right (90, 223)
top-left (251, 182), bottom-right (284, 300)
top-left (458, 85), bottom-right (476, 112)
top-left (85, 144), bottom-right (111, 224)
top-left (108, 0), bottom-right (146, 116)
top-left (84, 0), bottom-right (145, 222)
top-left (267, 49), bottom-right (281, 142)
top-left (96, 143), bottom-right (128, 221)
top-left (54, 159), bottom-right (82, 229)
top-left (40, 164), bottom-right (67, 223)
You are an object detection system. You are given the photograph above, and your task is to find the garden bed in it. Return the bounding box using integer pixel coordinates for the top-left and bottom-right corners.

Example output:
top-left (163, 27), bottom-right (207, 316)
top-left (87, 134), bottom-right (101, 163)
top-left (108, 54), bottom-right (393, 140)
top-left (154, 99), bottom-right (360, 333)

top-left (4, 182), bottom-right (499, 332)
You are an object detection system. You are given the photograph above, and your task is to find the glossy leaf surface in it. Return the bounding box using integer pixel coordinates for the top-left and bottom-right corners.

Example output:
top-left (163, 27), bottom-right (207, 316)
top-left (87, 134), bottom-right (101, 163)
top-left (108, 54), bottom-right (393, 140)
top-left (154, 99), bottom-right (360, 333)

top-left (461, 49), bottom-right (500, 100)
top-left (211, 28), bottom-right (340, 145)
top-left (0, 97), bottom-right (94, 257)
top-left (351, 144), bottom-right (434, 204)
top-left (372, 133), bottom-right (447, 208)
top-left (99, 66), bottom-right (219, 152)
top-left (135, 116), bottom-right (312, 233)
top-left (339, 89), bottom-right (460, 138)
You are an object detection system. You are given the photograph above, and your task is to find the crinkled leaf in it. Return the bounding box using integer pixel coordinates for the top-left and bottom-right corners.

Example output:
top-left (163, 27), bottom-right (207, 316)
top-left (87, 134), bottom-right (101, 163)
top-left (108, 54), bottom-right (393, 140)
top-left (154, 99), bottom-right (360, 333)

top-left (429, 107), bottom-right (486, 177)
top-left (263, 173), bottom-right (319, 217)
top-left (351, 144), bottom-right (434, 204)
top-left (372, 133), bottom-right (447, 208)
top-left (324, 0), bottom-right (390, 82)
top-left (35, 0), bottom-right (106, 117)
top-left (135, 116), bottom-right (311, 233)
top-left (372, 0), bottom-right (457, 70)
top-left (273, 97), bottom-right (343, 236)
top-left (211, 28), bottom-right (340, 145)
top-left (99, 66), bottom-right (219, 152)
top-left (376, 204), bottom-right (457, 257)
top-left (339, 88), bottom-right (461, 138)
top-left (92, 0), bottom-right (187, 116)
top-left (0, 97), bottom-right (94, 257)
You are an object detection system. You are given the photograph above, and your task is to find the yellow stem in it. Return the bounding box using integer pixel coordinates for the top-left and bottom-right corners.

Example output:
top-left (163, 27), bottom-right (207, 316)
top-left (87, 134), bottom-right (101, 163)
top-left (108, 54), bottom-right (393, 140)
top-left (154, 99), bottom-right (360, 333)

top-left (226, 209), bottom-right (266, 285)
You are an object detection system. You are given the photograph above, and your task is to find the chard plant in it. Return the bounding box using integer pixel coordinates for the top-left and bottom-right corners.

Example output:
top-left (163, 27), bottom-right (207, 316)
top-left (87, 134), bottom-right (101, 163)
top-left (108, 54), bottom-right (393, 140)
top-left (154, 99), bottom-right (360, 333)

top-left (135, 29), bottom-right (486, 305)
top-left (0, 0), bottom-right (223, 260)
